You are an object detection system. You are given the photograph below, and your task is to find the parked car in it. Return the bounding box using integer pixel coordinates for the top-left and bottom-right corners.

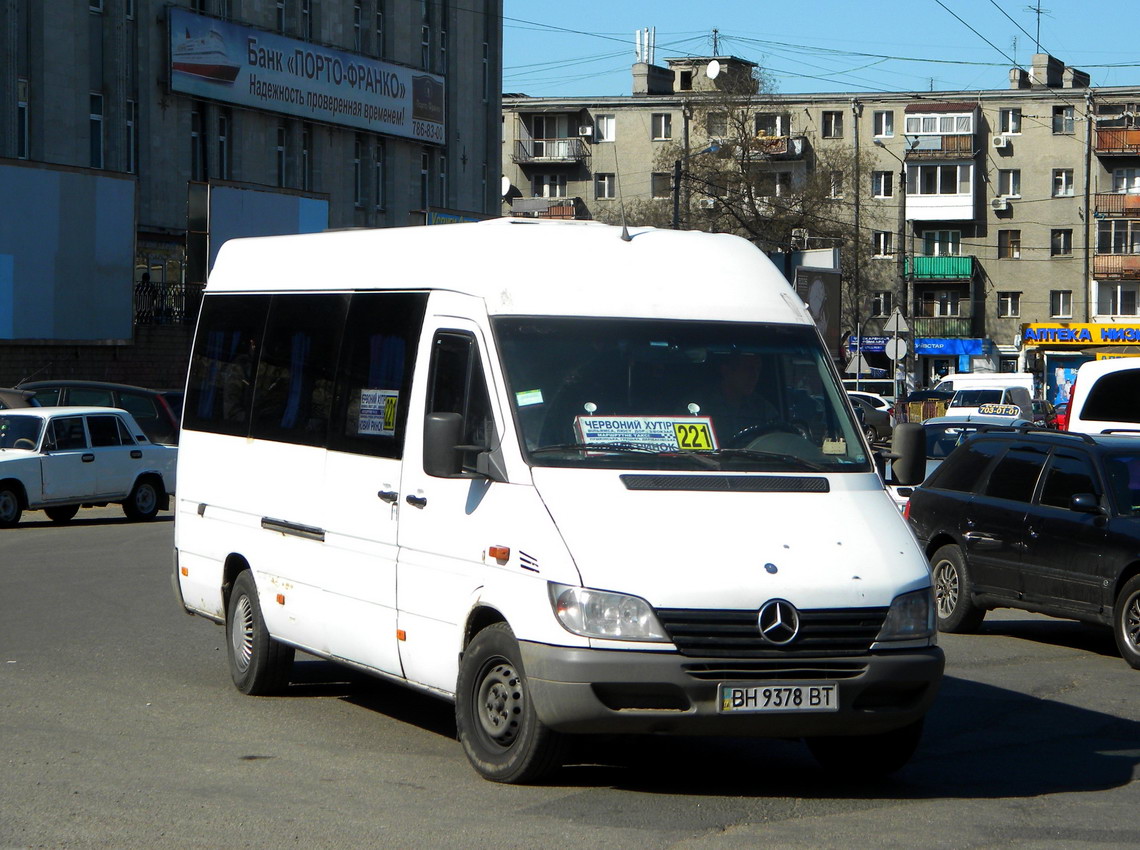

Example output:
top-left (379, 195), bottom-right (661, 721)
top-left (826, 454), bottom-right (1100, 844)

top-left (1030, 398), bottom-right (1058, 429)
top-left (1055, 401), bottom-right (1070, 431)
top-left (947, 386), bottom-right (1033, 421)
top-left (0, 406), bottom-right (177, 527)
top-left (0, 388), bottom-right (38, 409)
top-left (904, 428), bottom-right (1140, 669)
top-left (18, 380), bottom-right (181, 445)
top-left (847, 392), bottom-right (892, 442)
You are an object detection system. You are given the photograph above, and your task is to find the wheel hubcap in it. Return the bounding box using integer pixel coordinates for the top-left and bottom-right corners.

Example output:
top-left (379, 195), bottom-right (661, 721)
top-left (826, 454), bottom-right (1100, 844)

top-left (231, 595), bottom-right (255, 672)
top-left (135, 484), bottom-right (157, 514)
top-left (475, 660), bottom-right (522, 748)
top-left (1126, 593), bottom-right (1140, 650)
top-left (0, 492), bottom-right (16, 522)
top-left (933, 560), bottom-right (959, 618)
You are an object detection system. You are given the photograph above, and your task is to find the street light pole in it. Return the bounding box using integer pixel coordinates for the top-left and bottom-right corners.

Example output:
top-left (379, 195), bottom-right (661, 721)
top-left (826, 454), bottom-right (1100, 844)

top-left (874, 136), bottom-right (918, 393)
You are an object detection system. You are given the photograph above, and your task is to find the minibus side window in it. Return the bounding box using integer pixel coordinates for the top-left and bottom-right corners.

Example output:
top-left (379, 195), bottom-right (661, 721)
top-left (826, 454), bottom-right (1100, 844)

top-left (184, 295), bottom-right (269, 436)
top-left (428, 332), bottom-right (493, 468)
top-left (328, 292), bottom-right (427, 459)
top-left (250, 294), bottom-right (349, 447)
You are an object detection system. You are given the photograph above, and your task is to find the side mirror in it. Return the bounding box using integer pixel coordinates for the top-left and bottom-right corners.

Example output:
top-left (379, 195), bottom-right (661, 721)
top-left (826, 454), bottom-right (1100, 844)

top-left (890, 422), bottom-right (926, 486)
top-left (423, 412), bottom-right (464, 478)
top-left (1069, 492), bottom-right (1105, 514)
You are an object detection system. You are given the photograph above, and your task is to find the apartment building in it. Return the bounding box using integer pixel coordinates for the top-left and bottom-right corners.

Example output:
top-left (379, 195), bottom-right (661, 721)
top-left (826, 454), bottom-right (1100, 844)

top-left (0, 0), bottom-right (501, 383)
top-left (503, 53), bottom-right (1140, 398)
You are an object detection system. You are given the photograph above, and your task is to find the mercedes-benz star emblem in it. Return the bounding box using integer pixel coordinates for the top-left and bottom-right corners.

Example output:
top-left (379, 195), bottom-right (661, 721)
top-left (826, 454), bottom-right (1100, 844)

top-left (757, 599), bottom-right (800, 645)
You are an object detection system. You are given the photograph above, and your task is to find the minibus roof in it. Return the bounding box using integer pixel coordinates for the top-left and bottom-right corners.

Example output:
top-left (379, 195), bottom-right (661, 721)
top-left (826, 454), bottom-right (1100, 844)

top-left (206, 219), bottom-right (814, 325)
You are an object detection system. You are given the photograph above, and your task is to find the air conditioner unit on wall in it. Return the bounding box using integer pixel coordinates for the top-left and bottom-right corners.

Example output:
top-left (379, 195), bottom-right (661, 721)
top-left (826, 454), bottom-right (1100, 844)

top-left (991, 197), bottom-right (1010, 211)
top-left (993, 136), bottom-right (1009, 149)
top-left (578, 125), bottom-right (593, 137)
top-left (697, 198), bottom-right (717, 209)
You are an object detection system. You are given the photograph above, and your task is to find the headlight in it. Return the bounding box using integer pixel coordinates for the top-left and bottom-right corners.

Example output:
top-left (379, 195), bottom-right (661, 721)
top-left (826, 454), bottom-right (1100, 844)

top-left (548, 583), bottom-right (670, 642)
top-left (876, 587), bottom-right (936, 643)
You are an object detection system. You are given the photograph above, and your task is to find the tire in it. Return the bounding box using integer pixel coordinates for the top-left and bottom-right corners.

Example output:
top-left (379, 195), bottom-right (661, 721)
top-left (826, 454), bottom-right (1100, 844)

top-left (1113, 574), bottom-right (1140, 670)
top-left (225, 571), bottom-right (294, 695)
top-left (0, 485), bottom-right (22, 528)
top-left (806, 718), bottom-right (924, 779)
top-left (45, 504), bottom-right (80, 523)
top-left (930, 544), bottom-right (986, 633)
top-left (122, 477), bottom-right (161, 521)
top-left (456, 622), bottom-right (565, 784)
top-left (863, 424), bottom-right (878, 443)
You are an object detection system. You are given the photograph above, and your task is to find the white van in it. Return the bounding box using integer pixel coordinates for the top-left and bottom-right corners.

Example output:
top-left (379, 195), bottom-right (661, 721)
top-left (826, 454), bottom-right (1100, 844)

top-left (172, 220), bottom-right (941, 783)
top-left (933, 371), bottom-right (1035, 396)
top-left (1067, 358), bottom-right (1140, 435)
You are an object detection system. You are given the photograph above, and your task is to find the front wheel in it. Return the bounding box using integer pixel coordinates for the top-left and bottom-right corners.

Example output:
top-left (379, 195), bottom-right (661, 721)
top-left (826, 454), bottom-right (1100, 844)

top-left (1113, 574), bottom-right (1140, 670)
top-left (122, 477), bottom-right (161, 521)
top-left (930, 544), bottom-right (986, 633)
top-left (456, 622), bottom-right (565, 784)
top-left (806, 718), bottom-right (924, 779)
top-left (0, 485), bottom-right (22, 528)
top-left (226, 571), bottom-right (294, 695)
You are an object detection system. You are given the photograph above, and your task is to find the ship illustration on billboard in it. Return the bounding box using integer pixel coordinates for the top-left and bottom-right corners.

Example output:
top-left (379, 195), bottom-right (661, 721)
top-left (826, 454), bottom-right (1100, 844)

top-left (172, 26), bottom-right (240, 84)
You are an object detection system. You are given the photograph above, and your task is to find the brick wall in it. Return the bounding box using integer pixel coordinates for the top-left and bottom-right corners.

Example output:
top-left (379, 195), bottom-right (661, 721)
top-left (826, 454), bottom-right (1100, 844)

top-left (0, 326), bottom-right (193, 390)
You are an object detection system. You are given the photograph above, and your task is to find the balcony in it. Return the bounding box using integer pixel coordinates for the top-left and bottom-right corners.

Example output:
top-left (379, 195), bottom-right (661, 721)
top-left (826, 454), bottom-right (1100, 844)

top-left (754, 134), bottom-right (807, 160)
top-left (1094, 193), bottom-right (1140, 216)
top-left (1093, 254), bottom-right (1140, 279)
top-left (906, 255), bottom-right (975, 280)
top-left (910, 315), bottom-right (975, 337)
top-left (512, 138), bottom-right (589, 165)
top-left (903, 134), bottom-right (975, 159)
top-left (1095, 128), bottom-right (1140, 155)
top-left (509, 197), bottom-right (584, 219)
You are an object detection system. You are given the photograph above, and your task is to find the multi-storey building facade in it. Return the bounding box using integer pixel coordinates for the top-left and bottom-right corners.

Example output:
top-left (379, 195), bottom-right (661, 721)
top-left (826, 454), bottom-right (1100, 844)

top-left (503, 53), bottom-right (1140, 398)
top-left (0, 0), bottom-right (501, 385)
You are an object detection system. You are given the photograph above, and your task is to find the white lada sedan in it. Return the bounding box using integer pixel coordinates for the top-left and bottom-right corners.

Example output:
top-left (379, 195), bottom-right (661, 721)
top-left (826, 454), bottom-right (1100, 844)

top-left (0, 406), bottom-right (177, 527)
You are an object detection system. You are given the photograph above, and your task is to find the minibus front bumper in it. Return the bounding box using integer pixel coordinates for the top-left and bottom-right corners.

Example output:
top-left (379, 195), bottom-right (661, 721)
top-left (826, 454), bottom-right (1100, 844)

top-left (519, 641), bottom-right (944, 737)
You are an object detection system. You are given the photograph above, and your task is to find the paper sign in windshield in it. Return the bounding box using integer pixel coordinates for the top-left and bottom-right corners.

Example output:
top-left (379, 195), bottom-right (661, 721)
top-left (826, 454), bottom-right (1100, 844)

top-left (977, 403), bottom-right (1021, 417)
top-left (359, 389), bottom-right (400, 436)
top-left (574, 415), bottom-right (719, 451)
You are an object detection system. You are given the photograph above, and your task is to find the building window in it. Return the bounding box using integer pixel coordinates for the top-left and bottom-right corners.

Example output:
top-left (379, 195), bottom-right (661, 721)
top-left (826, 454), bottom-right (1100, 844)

top-left (1051, 229), bottom-right (1073, 257)
top-left (873, 110), bottom-right (893, 137)
top-left (375, 3), bottom-right (384, 57)
top-left (1052, 169), bottom-right (1075, 197)
top-left (438, 153), bottom-right (447, 206)
top-left (910, 163), bottom-right (971, 196)
top-left (126, 100), bottom-right (138, 174)
top-left (276, 125), bottom-right (286, 186)
top-left (217, 109), bottom-right (231, 180)
top-left (905, 112), bottom-right (974, 134)
top-left (90, 93), bottom-right (104, 169)
top-left (420, 149), bottom-right (431, 208)
top-left (89, 0), bottom-right (103, 10)
top-left (678, 70), bottom-right (693, 91)
top-left (999, 108), bottom-right (1021, 134)
top-left (190, 103), bottom-right (204, 180)
top-left (998, 229), bottom-right (1021, 259)
top-left (594, 173), bottom-right (616, 200)
top-left (353, 2), bottom-right (362, 51)
top-left (871, 291), bottom-right (893, 317)
top-left (1098, 282), bottom-right (1140, 316)
top-left (822, 110), bottom-right (843, 138)
top-left (706, 112), bottom-right (727, 138)
top-left (439, 22), bottom-right (447, 74)
top-left (998, 291), bottom-right (1021, 317)
top-left (353, 137), bottom-right (363, 206)
top-left (301, 0), bottom-right (312, 39)
top-left (1053, 105), bottom-right (1075, 134)
top-left (1097, 219), bottom-right (1140, 254)
top-left (923, 230), bottom-right (961, 256)
top-left (532, 173), bottom-right (566, 199)
top-left (374, 140), bottom-right (385, 210)
top-left (651, 113), bottom-right (672, 140)
top-left (1050, 290), bottom-right (1073, 318)
top-left (421, 25), bottom-right (431, 69)
top-left (16, 79), bottom-right (28, 160)
top-left (829, 171), bottom-right (843, 199)
top-left (872, 231), bottom-right (893, 257)
top-left (872, 170), bottom-right (893, 198)
top-left (595, 114), bottom-right (616, 142)
top-left (651, 172), bottom-right (671, 199)
top-left (300, 122), bottom-right (312, 191)
top-left (276, 0), bottom-right (286, 32)
top-left (919, 290), bottom-right (961, 317)
top-left (755, 113), bottom-right (790, 136)
top-left (1112, 168), bottom-right (1140, 194)
top-left (998, 169), bottom-right (1021, 197)
top-left (756, 171), bottom-right (792, 197)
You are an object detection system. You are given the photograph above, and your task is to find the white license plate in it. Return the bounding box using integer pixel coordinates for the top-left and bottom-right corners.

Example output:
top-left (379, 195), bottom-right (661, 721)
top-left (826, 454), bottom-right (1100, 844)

top-left (718, 682), bottom-right (839, 713)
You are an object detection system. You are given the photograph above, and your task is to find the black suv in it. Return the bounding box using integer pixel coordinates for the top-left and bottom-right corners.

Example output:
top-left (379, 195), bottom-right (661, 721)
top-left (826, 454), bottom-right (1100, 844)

top-left (905, 428), bottom-right (1140, 669)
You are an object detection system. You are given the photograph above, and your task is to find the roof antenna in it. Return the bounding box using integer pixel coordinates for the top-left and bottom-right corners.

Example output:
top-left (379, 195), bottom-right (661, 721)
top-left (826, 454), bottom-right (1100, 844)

top-left (614, 151), bottom-right (633, 241)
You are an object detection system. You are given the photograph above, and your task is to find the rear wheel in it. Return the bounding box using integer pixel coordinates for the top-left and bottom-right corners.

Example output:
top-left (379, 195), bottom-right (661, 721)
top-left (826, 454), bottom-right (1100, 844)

top-left (45, 504), bottom-right (80, 523)
top-left (806, 719), bottom-right (924, 778)
top-left (122, 477), bottom-right (161, 521)
top-left (456, 622), bottom-right (565, 784)
top-left (930, 544), bottom-right (986, 633)
top-left (226, 571), bottom-right (294, 695)
top-left (0, 485), bottom-right (22, 527)
top-left (1113, 574), bottom-right (1140, 670)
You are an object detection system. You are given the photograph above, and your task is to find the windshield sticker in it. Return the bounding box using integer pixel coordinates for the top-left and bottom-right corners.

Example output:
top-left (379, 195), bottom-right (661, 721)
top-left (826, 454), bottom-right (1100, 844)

top-left (516, 389), bottom-right (544, 407)
top-left (358, 389), bottom-right (399, 436)
top-left (574, 415), bottom-right (719, 452)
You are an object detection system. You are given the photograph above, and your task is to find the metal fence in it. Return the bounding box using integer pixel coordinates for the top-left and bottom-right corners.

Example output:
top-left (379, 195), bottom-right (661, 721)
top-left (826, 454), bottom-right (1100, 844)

top-left (134, 279), bottom-right (204, 326)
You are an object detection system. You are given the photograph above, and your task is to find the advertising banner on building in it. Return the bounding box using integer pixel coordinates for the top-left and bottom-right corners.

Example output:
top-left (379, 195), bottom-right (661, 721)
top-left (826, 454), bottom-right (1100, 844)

top-left (169, 8), bottom-right (445, 143)
top-left (1022, 322), bottom-right (1140, 346)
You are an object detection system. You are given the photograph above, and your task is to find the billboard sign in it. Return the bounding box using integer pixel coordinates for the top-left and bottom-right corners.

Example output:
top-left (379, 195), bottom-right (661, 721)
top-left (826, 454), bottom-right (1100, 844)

top-left (169, 8), bottom-right (445, 143)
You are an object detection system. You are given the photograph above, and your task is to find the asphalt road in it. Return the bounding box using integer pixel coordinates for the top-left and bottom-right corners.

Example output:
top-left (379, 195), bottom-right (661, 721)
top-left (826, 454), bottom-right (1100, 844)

top-left (2, 506), bottom-right (1138, 849)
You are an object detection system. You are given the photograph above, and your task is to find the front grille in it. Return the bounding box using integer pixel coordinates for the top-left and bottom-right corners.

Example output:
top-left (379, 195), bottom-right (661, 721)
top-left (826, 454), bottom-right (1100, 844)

top-left (656, 606), bottom-right (889, 658)
top-left (682, 659), bottom-right (870, 681)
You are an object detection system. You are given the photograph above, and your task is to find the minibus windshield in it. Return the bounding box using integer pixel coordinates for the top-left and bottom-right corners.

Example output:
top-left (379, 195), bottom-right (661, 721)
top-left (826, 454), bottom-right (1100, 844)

top-left (494, 317), bottom-right (871, 472)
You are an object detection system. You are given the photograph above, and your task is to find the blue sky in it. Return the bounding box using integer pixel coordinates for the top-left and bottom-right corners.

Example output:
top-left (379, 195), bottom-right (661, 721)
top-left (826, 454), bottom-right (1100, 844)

top-left (503, 0), bottom-right (1140, 97)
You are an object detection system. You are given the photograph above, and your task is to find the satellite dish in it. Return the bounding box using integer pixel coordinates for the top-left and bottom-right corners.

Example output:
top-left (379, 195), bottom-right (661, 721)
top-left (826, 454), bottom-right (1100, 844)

top-left (500, 176), bottom-right (511, 198)
top-left (706, 59), bottom-right (721, 80)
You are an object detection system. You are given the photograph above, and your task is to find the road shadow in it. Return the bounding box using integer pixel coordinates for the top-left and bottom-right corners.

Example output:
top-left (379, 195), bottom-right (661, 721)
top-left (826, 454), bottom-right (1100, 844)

top-left (975, 613), bottom-right (1120, 660)
top-left (15, 513), bottom-right (174, 529)
top-left (276, 661), bottom-right (1138, 800)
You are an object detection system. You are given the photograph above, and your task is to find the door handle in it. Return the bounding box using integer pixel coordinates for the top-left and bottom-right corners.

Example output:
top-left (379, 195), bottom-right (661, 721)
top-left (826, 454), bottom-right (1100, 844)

top-left (405, 494), bottom-right (427, 508)
top-left (82, 453), bottom-right (95, 463)
top-left (130, 449), bottom-right (142, 459)
top-left (378, 490), bottom-right (399, 504)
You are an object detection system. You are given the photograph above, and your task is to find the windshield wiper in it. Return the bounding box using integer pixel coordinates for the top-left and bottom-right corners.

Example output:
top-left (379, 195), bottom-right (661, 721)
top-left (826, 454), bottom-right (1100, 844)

top-left (530, 442), bottom-right (658, 455)
top-left (692, 448), bottom-right (829, 472)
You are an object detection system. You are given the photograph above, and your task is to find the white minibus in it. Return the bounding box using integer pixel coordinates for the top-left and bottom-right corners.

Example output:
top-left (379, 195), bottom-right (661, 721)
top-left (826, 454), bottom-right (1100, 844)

top-left (172, 219), bottom-right (940, 783)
